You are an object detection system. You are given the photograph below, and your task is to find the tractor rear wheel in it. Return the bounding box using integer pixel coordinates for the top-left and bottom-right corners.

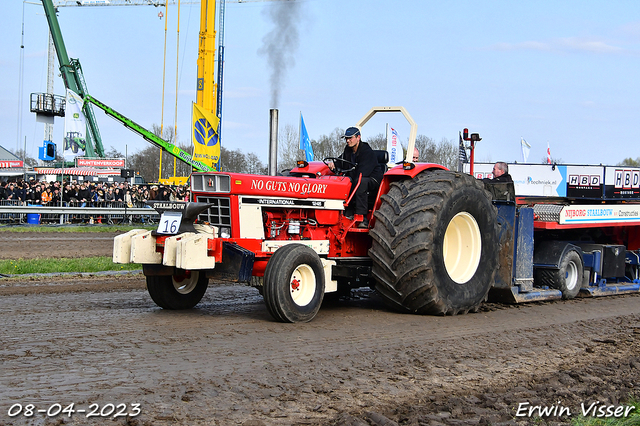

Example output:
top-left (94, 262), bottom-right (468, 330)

top-left (263, 243), bottom-right (325, 323)
top-left (369, 170), bottom-right (499, 315)
top-left (146, 270), bottom-right (208, 310)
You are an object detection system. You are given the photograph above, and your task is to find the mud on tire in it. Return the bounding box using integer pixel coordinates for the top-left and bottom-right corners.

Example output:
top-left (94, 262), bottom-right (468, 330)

top-left (369, 170), bottom-right (499, 315)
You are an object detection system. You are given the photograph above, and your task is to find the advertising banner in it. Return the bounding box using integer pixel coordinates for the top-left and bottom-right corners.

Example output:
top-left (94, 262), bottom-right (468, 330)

top-left (604, 167), bottom-right (640, 199)
top-left (386, 124), bottom-right (400, 164)
top-left (192, 103), bottom-right (220, 171)
top-left (63, 89), bottom-right (87, 161)
top-left (468, 163), bottom-right (640, 201)
top-left (0, 161), bottom-right (23, 168)
top-left (560, 204), bottom-right (640, 225)
top-left (76, 158), bottom-right (125, 168)
top-left (468, 163), bottom-right (601, 198)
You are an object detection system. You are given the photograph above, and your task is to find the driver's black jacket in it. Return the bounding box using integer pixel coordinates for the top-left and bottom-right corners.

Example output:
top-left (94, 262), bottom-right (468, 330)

top-left (339, 141), bottom-right (384, 184)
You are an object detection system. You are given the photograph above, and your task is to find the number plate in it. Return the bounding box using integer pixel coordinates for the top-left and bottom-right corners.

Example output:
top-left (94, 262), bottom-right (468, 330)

top-left (157, 211), bottom-right (183, 235)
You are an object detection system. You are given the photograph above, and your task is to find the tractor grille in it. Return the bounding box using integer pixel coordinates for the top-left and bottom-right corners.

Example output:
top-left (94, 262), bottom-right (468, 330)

top-left (196, 196), bottom-right (232, 228)
top-left (191, 174), bottom-right (231, 193)
top-left (533, 203), bottom-right (565, 223)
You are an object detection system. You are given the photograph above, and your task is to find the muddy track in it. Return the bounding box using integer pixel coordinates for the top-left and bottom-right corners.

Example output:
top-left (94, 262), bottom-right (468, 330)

top-left (0, 231), bottom-right (124, 260)
top-left (1, 232), bottom-right (639, 425)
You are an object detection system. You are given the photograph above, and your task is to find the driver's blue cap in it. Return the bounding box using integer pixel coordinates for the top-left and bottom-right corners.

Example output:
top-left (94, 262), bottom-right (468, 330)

top-left (341, 127), bottom-right (360, 139)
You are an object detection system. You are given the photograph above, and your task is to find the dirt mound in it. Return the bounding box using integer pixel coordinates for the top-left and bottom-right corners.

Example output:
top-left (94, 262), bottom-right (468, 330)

top-left (333, 327), bottom-right (640, 425)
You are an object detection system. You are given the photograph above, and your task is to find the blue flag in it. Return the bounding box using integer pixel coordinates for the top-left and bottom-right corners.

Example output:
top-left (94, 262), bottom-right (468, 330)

top-left (299, 113), bottom-right (314, 162)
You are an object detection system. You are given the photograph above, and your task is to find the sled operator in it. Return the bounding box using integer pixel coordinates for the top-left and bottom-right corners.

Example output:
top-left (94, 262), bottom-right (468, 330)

top-left (327, 127), bottom-right (383, 228)
top-left (485, 161), bottom-right (513, 183)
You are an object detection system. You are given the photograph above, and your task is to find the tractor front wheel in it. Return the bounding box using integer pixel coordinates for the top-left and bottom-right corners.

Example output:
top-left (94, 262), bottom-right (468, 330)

top-left (146, 270), bottom-right (208, 310)
top-left (263, 244), bottom-right (325, 323)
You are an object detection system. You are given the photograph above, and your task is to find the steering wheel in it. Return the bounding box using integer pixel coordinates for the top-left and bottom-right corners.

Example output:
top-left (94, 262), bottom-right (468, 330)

top-left (323, 157), bottom-right (357, 176)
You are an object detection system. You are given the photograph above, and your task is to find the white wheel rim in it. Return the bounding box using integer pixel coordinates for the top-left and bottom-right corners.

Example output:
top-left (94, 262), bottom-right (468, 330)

top-left (565, 260), bottom-right (579, 291)
top-left (290, 264), bottom-right (316, 307)
top-left (172, 271), bottom-right (199, 294)
top-left (443, 212), bottom-right (482, 284)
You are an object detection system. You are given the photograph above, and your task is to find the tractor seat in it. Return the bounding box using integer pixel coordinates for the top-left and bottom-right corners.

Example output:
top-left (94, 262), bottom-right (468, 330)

top-left (374, 150), bottom-right (389, 173)
top-left (368, 150), bottom-right (389, 208)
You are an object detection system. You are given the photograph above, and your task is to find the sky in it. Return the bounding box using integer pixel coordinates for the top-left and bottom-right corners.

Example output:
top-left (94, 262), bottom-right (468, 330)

top-left (1, 0), bottom-right (640, 167)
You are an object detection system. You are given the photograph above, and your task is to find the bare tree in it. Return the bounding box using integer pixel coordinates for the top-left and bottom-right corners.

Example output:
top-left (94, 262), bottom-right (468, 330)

top-left (219, 147), bottom-right (267, 174)
top-left (220, 147), bottom-right (246, 173)
top-left (413, 135), bottom-right (457, 169)
top-left (540, 156), bottom-right (563, 164)
top-left (126, 123), bottom-right (190, 182)
top-left (246, 152), bottom-right (268, 175)
top-left (14, 149), bottom-right (37, 167)
top-left (127, 145), bottom-right (160, 182)
top-left (277, 124), bottom-right (301, 172)
top-left (104, 146), bottom-right (124, 159)
top-left (366, 133), bottom-right (386, 151)
top-left (619, 157), bottom-right (640, 167)
top-left (313, 127), bottom-right (345, 162)
top-left (152, 124), bottom-right (176, 146)
top-left (435, 137), bottom-right (458, 170)
top-left (54, 149), bottom-right (64, 164)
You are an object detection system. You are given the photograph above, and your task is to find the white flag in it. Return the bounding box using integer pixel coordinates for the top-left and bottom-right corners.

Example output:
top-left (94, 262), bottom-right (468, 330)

top-left (386, 124), bottom-right (400, 164)
top-left (63, 89), bottom-right (87, 161)
top-left (521, 137), bottom-right (531, 162)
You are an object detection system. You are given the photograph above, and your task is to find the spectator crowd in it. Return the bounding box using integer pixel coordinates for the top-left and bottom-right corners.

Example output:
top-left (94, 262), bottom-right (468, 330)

top-left (0, 178), bottom-right (190, 207)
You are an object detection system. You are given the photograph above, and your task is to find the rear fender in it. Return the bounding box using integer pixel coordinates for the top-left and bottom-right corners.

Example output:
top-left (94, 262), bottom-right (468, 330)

top-left (373, 164), bottom-right (449, 212)
top-left (533, 241), bottom-right (583, 269)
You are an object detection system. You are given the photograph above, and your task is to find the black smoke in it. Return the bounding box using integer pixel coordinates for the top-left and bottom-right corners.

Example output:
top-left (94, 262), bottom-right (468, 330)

top-left (258, 0), bottom-right (301, 108)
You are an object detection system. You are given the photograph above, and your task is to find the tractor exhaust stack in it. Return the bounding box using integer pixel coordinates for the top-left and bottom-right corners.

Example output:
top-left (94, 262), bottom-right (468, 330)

top-left (269, 109), bottom-right (279, 176)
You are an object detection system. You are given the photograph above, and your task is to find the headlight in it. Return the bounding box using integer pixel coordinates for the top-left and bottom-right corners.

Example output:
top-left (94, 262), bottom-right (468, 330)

top-left (219, 227), bottom-right (231, 239)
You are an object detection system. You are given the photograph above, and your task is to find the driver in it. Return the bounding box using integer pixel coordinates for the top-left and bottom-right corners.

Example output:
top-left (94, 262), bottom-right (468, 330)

top-left (328, 127), bottom-right (383, 228)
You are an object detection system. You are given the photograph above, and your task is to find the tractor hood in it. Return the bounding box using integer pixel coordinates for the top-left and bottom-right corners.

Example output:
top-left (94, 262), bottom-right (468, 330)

top-left (191, 171), bottom-right (352, 200)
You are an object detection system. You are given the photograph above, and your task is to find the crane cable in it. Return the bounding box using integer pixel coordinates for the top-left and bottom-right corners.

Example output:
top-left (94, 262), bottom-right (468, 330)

top-left (17, 1), bottom-right (26, 154)
top-left (173, 0), bottom-right (182, 179)
top-left (159, 0), bottom-right (169, 180)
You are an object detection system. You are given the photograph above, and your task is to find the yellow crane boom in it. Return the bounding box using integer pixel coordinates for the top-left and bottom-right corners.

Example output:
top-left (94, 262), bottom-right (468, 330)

top-left (197, 0), bottom-right (217, 112)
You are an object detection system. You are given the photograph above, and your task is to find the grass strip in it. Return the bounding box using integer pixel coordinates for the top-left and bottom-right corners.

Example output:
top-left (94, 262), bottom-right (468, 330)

top-left (0, 256), bottom-right (141, 275)
top-left (0, 225), bottom-right (154, 233)
top-left (571, 398), bottom-right (639, 425)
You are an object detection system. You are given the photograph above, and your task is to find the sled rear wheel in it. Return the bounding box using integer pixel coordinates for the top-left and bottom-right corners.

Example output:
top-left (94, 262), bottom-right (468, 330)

top-left (536, 248), bottom-right (583, 299)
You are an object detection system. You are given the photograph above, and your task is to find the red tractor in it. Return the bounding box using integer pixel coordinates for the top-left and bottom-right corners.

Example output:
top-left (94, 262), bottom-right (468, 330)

top-left (114, 107), bottom-right (499, 322)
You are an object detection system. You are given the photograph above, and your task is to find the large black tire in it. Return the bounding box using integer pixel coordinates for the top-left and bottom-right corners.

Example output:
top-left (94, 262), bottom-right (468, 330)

top-left (535, 248), bottom-right (583, 299)
top-left (369, 170), bottom-right (499, 315)
top-left (146, 271), bottom-right (208, 310)
top-left (263, 243), bottom-right (325, 323)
